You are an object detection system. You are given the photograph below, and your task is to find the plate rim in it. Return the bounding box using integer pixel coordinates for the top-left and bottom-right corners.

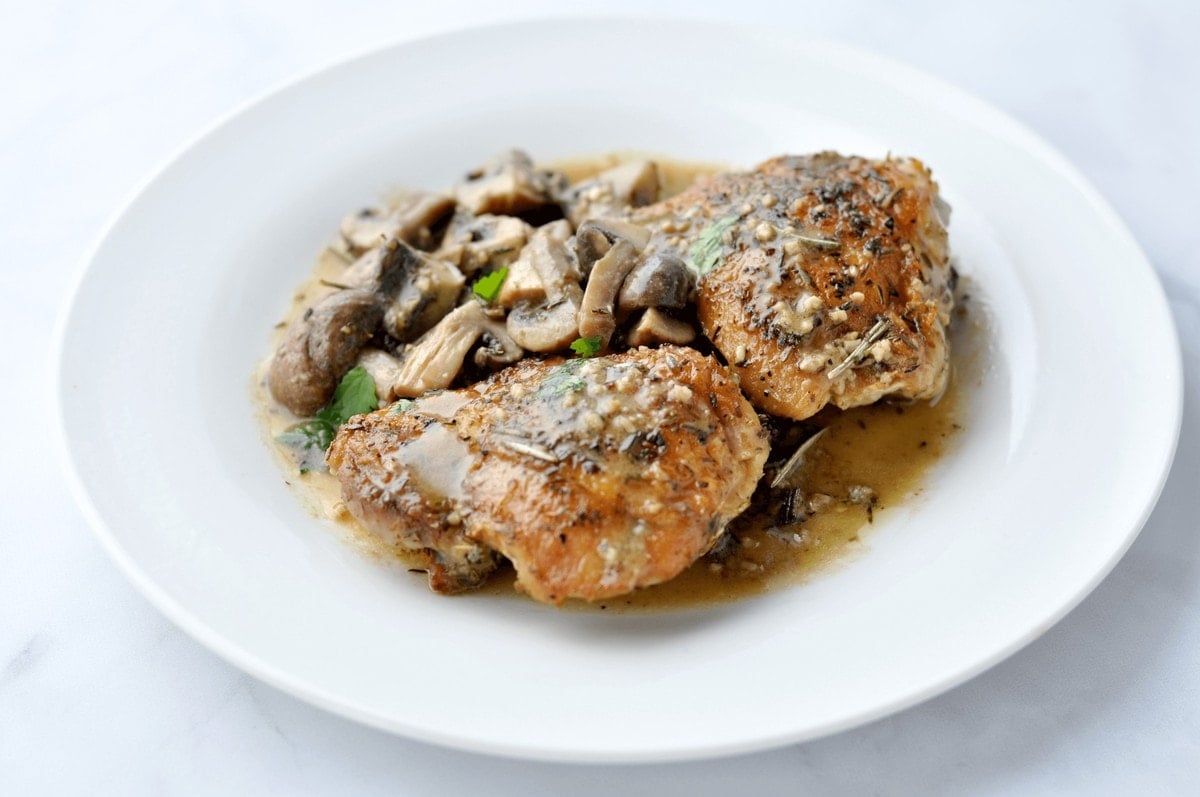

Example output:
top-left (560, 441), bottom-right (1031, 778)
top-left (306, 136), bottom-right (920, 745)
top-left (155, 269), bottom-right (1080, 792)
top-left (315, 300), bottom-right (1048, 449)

top-left (54, 17), bottom-right (1185, 763)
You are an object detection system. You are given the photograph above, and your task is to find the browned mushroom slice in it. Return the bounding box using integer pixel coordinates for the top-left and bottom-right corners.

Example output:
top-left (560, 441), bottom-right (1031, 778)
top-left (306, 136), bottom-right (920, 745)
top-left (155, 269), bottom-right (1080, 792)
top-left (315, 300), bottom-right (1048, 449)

top-left (268, 289), bottom-right (383, 416)
top-left (436, 211), bottom-right (531, 276)
top-left (574, 218), bottom-right (651, 274)
top-left (504, 229), bottom-right (585, 352)
top-left (381, 251), bottom-right (465, 342)
top-left (508, 285), bottom-right (584, 352)
top-left (455, 150), bottom-right (564, 216)
top-left (390, 302), bottom-right (523, 398)
top-left (618, 251), bottom-right (694, 311)
top-left (474, 319), bottom-right (526, 369)
top-left (577, 239), bottom-right (640, 349)
top-left (339, 246), bottom-right (390, 290)
top-left (339, 192), bottom-right (455, 255)
top-left (339, 239), bottom-right (466, 342)
top-left (604, 160), bottom-right (660, 206)
top-left (495, 220), bottom-right (577, 308)
top-left (339, 239), bottom-right (421, 294)
top-left (627, 307), bottom-right (696, 347)
top-left (339, 208), bottom-right (394, 255)
top-left (561, 160), bottom-right (661, 226)
top-left (531, 229), bottom-right (582, 290)
top-left (495, 250), bottom-right (546, 307)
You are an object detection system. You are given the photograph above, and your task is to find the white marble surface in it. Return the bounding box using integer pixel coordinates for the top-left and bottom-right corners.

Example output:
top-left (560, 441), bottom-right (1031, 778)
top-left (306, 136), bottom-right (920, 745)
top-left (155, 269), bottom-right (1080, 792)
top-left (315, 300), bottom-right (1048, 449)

top-left (4, 0), bottom-right (1198, 793)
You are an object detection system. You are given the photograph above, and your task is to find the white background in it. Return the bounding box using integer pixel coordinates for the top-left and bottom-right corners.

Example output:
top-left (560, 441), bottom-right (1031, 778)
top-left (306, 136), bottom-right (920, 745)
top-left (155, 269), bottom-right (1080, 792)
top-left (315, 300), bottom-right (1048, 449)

top-left (3, 1), bottom-right (1198, 793)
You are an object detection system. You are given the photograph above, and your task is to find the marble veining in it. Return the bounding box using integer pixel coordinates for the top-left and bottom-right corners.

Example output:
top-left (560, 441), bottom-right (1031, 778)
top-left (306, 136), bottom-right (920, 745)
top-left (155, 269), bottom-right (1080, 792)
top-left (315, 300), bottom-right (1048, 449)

top-left (1, 636), bottom-right (48, 686)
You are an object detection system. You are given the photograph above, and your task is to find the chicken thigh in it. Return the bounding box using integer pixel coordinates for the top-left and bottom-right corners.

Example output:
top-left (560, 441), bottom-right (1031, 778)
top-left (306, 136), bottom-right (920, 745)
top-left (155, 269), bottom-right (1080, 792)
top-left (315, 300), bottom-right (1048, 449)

top-left (326, 345), bottom-right (769, 603)
top-left (633, 152), bottom-right (954, 420)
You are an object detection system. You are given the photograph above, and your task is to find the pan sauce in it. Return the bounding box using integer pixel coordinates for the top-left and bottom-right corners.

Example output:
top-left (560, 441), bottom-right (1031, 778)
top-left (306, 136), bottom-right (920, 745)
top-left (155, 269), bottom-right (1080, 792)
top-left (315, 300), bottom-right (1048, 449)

top-left (256, 155), bottom-right (968, 611)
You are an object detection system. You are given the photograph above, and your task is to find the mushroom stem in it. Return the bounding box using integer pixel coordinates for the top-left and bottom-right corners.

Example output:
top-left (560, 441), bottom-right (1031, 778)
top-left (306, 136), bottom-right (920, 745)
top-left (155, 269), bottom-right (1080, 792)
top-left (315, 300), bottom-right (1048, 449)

top-left (574, 219), bottom-right (651, 274)
top-left (503, 229), bottom-right (586, 352)
top-left (577, 239), bottom-right (639, 348)
top-left (391, 303), bottom-right (523, 398)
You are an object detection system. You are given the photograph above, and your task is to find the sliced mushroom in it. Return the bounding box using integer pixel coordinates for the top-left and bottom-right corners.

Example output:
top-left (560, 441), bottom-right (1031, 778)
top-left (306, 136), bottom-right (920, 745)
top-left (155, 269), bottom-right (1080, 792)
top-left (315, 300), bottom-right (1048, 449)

top-left (627, 307), bottom-right (697, 347)
top-left (540, 218), bottom-right (573, 242)
top-left (577, 239), bottom-right (640, 348)
top-left (605, 160), bottom-right (660, 206)
top-left (473, 319), bottom-right (526, 369)
top-left (355, 348), bottom-right (404, 402)
top-left (529, 233), bottom-right (582, 293)
top-left (340, 192), bottom-right (455, 255)
top-left (560, 161), bottom-right (660, 226)
top-left (268, 289), bottom-right (383, 416)
top-left (497, 227), bottom-right (582, 308)
top-left (508, 285), bottom-right (584, 352)
top-left (455, 150), bottom-right (563, 216)
top-left (618, 251), bottom-right (695, 311)
top-left (339, 208), bottom-right (394, 255)
top-left (574, 218), bottom-right (652, 274)
top-left (436, 211), bottom-right (530, 276)
top-left (494, 251), bottom-right (545, 307)
top-left (394, 193), bottom-right (457, 250)
top-left (382, 251), bottom-right (465, 342)
top-left (503, 231), bottom-right (585, 352)
top-left (339, 247), bottom-right (388, 290)
top-left (391, 303), bottom-right (523, 398)
top-left (339, 239), bottom-right (465, 342)
top-left (339, 238), bottom-right (415, 294)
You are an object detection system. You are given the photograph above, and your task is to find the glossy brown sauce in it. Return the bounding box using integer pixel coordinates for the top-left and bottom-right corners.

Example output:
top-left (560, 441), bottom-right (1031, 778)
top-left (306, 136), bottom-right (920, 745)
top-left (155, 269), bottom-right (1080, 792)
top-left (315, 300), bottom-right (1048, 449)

top-left (256, 154), bottom-right (966, 612)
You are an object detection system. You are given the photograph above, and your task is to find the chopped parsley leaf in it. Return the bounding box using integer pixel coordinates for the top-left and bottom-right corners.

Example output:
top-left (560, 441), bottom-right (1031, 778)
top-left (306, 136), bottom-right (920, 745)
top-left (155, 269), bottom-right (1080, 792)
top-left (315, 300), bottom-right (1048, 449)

top-left (318, 366), bottom-right (378, 428)
top-left (471, 267), bottom-right (508, 303)
top-left (276, 366), bottom-right (378, 473)
top-left (570, 335), bottom-right (603, 358)
top-left (388, 398), bottom-right (415, 415)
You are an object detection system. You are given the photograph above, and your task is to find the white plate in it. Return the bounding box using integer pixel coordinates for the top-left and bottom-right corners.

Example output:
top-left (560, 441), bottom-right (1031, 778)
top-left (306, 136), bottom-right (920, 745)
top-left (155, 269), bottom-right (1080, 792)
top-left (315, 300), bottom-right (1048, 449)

top-left (56, 20), bottom-right (1182, 762)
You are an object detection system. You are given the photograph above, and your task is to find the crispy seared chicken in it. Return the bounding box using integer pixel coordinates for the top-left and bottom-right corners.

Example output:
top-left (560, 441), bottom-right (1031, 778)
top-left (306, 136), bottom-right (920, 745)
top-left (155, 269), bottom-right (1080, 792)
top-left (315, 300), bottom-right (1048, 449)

top-left (327, 346), bottom-right (769, 604)
top-left (633, 152), bottom-right (953, 419)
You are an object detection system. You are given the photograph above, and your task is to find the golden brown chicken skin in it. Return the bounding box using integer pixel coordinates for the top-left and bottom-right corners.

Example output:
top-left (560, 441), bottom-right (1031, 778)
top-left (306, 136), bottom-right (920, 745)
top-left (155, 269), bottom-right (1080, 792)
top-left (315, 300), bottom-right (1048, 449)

top-left (634, 152), bottom-right (953, 420)
top-left (327, 346), bottom-right (769, 604)
top-left (325, 389), bottom-right (499, 593)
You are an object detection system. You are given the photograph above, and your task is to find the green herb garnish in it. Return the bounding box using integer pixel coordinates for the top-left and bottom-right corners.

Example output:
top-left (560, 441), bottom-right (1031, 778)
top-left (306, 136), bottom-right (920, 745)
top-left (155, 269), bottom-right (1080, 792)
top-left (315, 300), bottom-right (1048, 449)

top-left (321, 366), bottom-right (378, 425)
top-left (276, 366), bottom-right (378, 473)
top-left (535, 359), bottom-right (587, 399)
top-left (388, 398), bottom-right (415, 415)
top-left (570, 335), bottom-right (603, 358)
top-left (688, 215), bottom-right (737, 277)
top-left (471, 266), bottom-right (509, 303)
